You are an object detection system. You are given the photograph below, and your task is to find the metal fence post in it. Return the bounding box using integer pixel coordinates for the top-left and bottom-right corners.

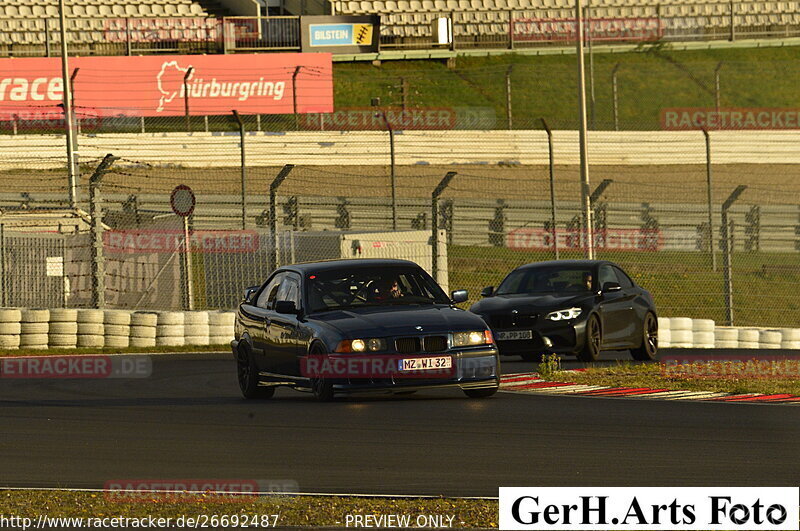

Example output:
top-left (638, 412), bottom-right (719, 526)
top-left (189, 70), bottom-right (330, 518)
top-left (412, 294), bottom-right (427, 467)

top-left (505, 65), bottom-right (513, 130)
top-left (721, 185), bottom-right (746, 326)
top-left (231, 110), bottom-right (247, 229)
top-left (70, 68), bottom-right (80, 135)
top-left (374, 108), bottom-right (397, 230)
top-left (729, 0), bottom-right (735, 41)
top-left (0, 223), bottom-right (5, 307)
top-left (44, 18), bottom-right (51, 57)
top-left (611, 62), bottom-right (620, 131)
top-left (125, 17), bottom-right (131, 56)
top-left (714, 62), bottom-right (723, 122)
top-left (702, 128), bottom-right (717, 271)
top-left (269, 165), bottom-right (295, 272)
top-left (431, 171), bottom-right (457, 283)
top-left (182, 215), bottom-right (193, 311)
top-left (88, 154), bottom-right (119, 309)
top-left (292, 65), bottom-right (302, 130)
top-left (183, 66), bottom-right (194, 133)
top-left (541, 118), bottom-right (558, 260)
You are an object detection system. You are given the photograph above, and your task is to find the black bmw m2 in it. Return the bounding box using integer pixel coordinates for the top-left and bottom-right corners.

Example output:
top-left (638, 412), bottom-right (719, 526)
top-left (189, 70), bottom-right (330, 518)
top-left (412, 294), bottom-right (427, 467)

top-left (232, 259), bottom-right (500, 401)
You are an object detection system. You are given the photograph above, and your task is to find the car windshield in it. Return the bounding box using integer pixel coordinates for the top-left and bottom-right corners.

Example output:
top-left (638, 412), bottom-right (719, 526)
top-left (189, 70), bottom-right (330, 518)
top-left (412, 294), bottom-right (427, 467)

top-left (306, 266), bottom-right (451, 313)
top-left (495, 265), bottom-right (595, 295)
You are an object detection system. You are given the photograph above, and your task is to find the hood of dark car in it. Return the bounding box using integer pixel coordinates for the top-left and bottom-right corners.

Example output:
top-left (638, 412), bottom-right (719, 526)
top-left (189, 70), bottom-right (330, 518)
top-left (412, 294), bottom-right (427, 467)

top-left (309, 304), bottom-right (487, 337)
top-left (470, 292), bottom-right (594, 314)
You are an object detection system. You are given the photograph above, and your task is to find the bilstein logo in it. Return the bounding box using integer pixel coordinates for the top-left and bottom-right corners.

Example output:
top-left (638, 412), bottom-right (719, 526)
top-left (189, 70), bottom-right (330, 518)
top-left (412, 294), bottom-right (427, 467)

top-left (156, 60), bottom-right (286, 112)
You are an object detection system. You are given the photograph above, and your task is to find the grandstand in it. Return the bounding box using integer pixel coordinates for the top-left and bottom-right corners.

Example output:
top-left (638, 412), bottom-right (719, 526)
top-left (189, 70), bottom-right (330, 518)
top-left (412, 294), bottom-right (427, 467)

top-left (0, 0), bottom-right (798, 54)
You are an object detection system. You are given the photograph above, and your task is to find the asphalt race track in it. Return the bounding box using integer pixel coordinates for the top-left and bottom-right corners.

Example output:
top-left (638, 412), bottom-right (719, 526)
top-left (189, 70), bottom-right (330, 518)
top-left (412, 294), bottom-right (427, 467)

top-left (1, 352), bottom-right (798, 497)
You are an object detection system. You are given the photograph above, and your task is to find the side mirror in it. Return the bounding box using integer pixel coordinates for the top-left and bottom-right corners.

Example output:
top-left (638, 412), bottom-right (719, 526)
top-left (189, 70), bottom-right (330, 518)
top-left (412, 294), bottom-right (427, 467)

top-left (480, 286), bottom-right (494, 297)
top-left (243, 285), bottom-right (259, 303)
top-left (274, 300), bottom-right (298, 314)
top-left (450, 289), bottom-right (468, 304)
top-left (601, 281), bottom-right (622, 293)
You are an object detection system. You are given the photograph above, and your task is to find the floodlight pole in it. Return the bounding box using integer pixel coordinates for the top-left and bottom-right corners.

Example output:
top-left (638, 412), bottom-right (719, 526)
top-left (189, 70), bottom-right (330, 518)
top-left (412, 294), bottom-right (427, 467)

top-left (269, 164), bottom-right (295, 272)
top-left (431, 171), bottom-right (457, 285)
top-left (576, 0), bottom-right (593, 258)
top-left (59, 0), bottom-right (78, 209)
top-left (183, 66), bottom-right (194, 133)
top-left (721, 185), bottom-right (747, 326)
top-left (541, 118), bottom-right (558, 260)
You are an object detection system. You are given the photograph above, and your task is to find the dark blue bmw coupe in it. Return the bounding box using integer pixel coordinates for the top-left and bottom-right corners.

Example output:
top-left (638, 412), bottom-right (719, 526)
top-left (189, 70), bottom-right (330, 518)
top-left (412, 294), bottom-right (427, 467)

top-left (232, 259), bottom-right (500, 401)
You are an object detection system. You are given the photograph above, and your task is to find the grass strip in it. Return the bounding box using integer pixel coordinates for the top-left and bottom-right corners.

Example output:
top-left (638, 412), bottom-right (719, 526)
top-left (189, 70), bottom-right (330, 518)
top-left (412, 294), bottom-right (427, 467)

top-left (0, 490), bottom-right (497, 529)
top-left (545, 360), bottom-right (800, 396)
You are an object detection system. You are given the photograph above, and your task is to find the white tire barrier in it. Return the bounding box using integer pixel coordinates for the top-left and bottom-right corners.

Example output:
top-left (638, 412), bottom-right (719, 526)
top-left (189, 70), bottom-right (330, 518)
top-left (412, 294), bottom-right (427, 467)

top-left (157, 311), bottom-right (185, 347)
top-left (184, 311), bottom-right (209, 326)
top-left (104, 310), bottom-right (130, 349)
top-left (692, 319), bottom-right (715, 332)
top-left (658, 328), bottom-right (671, 348)
top-left (77, 309), bottom-right (104, 324)
top-left (738, 328), bottom-right (760, 343)
top-left (739, 341), bottom-right (760, 349)
top-left (19, 334), bottom-right (48, 349)
top-left (157, 311), bottom-right (184, 326)
top-left (781, 341), bottom-right (800, 349)
top-left (77, 335), bottom-right (105, 348)
top-left (759, 330), bottom-right (782, 349)
top-left (0, 334), bottom-right (20, 349)
top-left (77, 323), bottom-right (104, 336)
top-left (0, 321), bottom-right (21, 335)
top-left (715, 341), bottom-right (740, 349)
top-left (693, 331), bottom-right (715, 348)
top-left (131, 312), bottom-right (158, 327)
top-left (21, 309), bottom-right (50, 349)
top-left (130, 336), bottom-right (157, 348)
top-left (779, 328), bottom-right (800, 342)
top-left (130, 326), bottom-right (157, 339)
top-left (105, 335), bottom-right (130, 348)
top-left (208, 311), bottom-right (235, 345)
top-left (49, 307), bottom-right (77, 348)
top-left (157, 335), bottom-right (185, 347)
top-left (0, 308), bottom-right (21, 322)
top-left (670, 317), bottom-right (692, 331)
top-left (208, 311), bottom-right (235, 327)
top-left (104, 310), bottom-right (131, 326)
top-left (670, 329), bottom-right (694, 348)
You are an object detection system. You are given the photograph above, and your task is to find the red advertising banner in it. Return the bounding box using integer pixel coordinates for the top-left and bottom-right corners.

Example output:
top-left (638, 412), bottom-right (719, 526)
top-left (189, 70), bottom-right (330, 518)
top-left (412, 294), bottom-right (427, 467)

top-left (512, 17), bottom-right (661, 42)
top-left (507, 228), bottom-right (663, 252)
top-left (662, 107), bottom-right (800, 130)
top-left (0, 53), bottom-right (332, 119)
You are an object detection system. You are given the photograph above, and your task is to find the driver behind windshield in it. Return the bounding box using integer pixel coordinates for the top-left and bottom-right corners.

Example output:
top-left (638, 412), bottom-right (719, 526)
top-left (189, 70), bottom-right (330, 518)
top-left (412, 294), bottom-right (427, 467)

top-left (371, 277), bottom-right (403, 301)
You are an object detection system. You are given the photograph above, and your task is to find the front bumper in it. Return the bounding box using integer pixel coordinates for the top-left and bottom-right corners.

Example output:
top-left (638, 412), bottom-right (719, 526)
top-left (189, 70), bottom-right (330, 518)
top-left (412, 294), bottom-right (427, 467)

top-left (490, 318), bottom-right (589, 356)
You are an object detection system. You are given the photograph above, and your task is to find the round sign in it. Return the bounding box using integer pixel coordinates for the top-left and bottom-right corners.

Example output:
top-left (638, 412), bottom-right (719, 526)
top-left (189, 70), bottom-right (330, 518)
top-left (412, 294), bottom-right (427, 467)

top-left (170, 184), bottom-right (195, 217)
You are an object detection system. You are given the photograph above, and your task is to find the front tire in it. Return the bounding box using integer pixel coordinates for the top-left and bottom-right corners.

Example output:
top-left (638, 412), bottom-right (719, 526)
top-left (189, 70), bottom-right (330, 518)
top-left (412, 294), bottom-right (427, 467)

top-left (309, 342), bottom-right (335, 401)
top-left (631, 312), bottom-right (658, 361)
top-left (463, 387), bottom-right (498, 398)
top-left (577, 315), bottom-right (602, 362)
top-left (237, 344), bottom-right (275, 399)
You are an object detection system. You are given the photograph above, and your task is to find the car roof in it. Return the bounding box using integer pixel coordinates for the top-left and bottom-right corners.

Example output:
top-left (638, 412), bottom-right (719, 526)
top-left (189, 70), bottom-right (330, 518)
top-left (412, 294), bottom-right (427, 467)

top-left (515, 259), bottom-right (614, 270)
top-left (278, 258), bottom-right (421, 275)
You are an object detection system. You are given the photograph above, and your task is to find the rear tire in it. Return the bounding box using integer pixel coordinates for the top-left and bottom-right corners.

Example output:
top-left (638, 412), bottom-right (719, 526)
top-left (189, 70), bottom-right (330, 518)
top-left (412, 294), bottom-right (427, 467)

top-left (309, 342), bottom-right (335, 402)
top-left (463, 387), bottom-right (498, 398)
top-left (631, 312), bottom-right (659, 361)
top-left (577, 315), bottom-right (602, 362)
top-left (237, 343), bottom-right (275, 399)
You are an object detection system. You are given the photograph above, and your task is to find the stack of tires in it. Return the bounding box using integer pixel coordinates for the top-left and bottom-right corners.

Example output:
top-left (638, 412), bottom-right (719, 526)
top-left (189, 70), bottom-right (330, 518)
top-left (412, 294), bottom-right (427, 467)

top-left (184, 311), bottom-right (210, 346)
top-left (738, 328), bottom-right (760, 349)
top-left (209, 311), bottom-right (235, 345)
top-left (758, 329), bottom-right (782, 350)
top-left (713, 327), bottom-right (739, 349)
top-left (130, 312), bottom-right (158, 348)
top-left (49, 308), bottom-right (78, 349)
top-left (77, 309), bottom-right (105, 348)
top-left (156, 311), bottom-right (184, 347)
top-left (691, 319), bottom-right (715, 349)
top-left (669, 317), bottom-right (694, 348)
top-left (780, 328), bottom-right (800, 349)
top-left (657, 317), bottom-right (671, 348)
top-left (104, 310), bottom-right (131, 349)
top-left (0, 308), bottom-right (21, 350)
top-left (20, 309), bottom-right (49, 350)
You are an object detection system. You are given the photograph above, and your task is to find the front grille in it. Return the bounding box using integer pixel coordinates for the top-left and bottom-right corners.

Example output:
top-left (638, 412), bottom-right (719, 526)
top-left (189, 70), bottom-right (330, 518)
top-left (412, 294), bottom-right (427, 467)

top-left (490, 313), bottom-right (537, 329)
top-left (422, 335), bottom-right (448, 352)
top-left (395, 337), bottom-right (421, 354)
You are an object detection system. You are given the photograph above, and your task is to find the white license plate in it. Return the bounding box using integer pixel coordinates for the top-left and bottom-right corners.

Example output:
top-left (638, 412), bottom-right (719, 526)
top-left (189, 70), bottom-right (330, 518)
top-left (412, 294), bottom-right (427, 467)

top-left (496, 330), bottom-right (533, 341)
top-left (399, 356), bottom-right (452, 371)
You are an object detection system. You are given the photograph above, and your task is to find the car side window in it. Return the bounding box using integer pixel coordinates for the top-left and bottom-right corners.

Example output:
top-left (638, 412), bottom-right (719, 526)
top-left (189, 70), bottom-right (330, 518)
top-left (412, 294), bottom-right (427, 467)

top-left (598, 265), bottom-right (617, 289)
top-left (256, 273), bottom-right (285, 309)
top-left (612, 266), bottom-right (635, 289)
top-left (276, 275), bottom-right (301, 306)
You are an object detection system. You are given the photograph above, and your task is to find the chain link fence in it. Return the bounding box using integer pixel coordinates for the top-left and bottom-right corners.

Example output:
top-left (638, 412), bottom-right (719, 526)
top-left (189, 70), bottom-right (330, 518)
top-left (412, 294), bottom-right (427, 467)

top-left (1, 126), bottom-right (800, 326)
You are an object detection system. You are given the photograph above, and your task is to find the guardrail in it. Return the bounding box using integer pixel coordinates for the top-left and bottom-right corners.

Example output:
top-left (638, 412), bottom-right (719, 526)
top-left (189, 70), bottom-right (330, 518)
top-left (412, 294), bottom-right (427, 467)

top-left (1, 1), bottom-right (800, 57)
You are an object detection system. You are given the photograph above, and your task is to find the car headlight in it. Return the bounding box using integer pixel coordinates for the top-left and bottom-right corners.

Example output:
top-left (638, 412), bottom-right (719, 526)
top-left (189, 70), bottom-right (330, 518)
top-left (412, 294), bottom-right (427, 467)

top-left (452, 330), bottom-right (494, 347)
top-left (546, 307), bottom-right (582, 321)
top-left (335, 338), bottom-right (387, 353)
